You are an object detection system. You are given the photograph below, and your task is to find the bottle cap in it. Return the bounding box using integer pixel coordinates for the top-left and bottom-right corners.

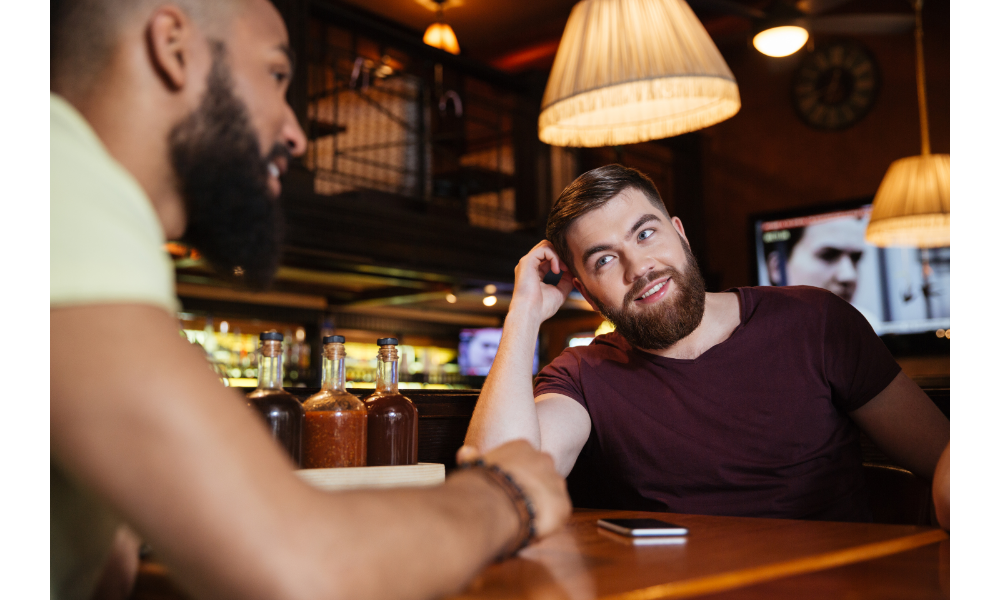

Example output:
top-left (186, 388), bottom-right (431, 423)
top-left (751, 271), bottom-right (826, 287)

top-left (323, 335), bottom-right (346, 344)
top-left (260, 331), bottom-right (283, 341)
top-left (377, 337), bottom-right (399, 346)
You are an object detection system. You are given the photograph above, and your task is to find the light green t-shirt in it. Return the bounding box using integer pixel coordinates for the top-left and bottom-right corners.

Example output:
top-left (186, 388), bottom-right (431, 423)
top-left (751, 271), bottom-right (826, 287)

top-left (50, 94), bottom-right (180, 600)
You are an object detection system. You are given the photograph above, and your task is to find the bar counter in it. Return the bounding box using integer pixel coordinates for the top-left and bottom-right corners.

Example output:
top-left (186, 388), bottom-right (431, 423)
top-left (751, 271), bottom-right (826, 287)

top-left (130, 509), bottom-right (948, 600)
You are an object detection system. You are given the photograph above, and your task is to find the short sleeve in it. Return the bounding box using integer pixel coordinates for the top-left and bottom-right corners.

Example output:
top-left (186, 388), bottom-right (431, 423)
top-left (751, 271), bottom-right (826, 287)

top-left (533, 349), bottom-right (589, 410)
top-left (50, 96), bottom-right (179, 314)
top-left (822, 292), bottom-right (901, 412)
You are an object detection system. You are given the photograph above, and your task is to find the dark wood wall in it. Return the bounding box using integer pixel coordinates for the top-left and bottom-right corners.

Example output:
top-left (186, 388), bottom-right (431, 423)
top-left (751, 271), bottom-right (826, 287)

top-left (698, 1), bottom-right (951, 291)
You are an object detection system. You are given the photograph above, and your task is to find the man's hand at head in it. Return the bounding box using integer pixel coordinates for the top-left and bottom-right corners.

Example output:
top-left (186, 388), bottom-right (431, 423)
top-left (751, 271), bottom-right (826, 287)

top-left (508, 240), bottom-right (576, 328)
top-left (456, 441), bottom-right (571, 540)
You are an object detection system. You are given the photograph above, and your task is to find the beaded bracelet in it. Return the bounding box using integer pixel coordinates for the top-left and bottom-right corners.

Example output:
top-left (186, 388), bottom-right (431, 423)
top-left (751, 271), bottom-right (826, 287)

top-left (459, 458), bottom-right (537, 561)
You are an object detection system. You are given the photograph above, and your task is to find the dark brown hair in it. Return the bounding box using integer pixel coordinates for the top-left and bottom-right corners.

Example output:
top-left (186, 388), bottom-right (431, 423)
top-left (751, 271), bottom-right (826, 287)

top-left (546, 164), bottom-right (668, 274)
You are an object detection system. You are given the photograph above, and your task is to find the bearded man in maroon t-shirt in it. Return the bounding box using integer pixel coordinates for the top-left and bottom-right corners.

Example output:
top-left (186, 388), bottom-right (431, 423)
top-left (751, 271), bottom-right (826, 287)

top-left (466, 164), bottom-right (950, 523)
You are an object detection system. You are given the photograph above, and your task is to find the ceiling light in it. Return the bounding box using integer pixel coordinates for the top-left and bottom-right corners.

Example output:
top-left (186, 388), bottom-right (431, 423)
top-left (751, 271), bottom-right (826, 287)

top-left (423, 1), bottom-right (460, 55)
top-left (866, 0), bottom-right (948, 248)
top-left (483, 295), bottom-right (497, 307)
top-left (753, 25), bottom-right (809, 57)
top-left (445, 293), bottom-right (458, 303)
top-left (484, 284), bottom-right (497, 294)
top-left (538, 0), bottom-right (740, 147)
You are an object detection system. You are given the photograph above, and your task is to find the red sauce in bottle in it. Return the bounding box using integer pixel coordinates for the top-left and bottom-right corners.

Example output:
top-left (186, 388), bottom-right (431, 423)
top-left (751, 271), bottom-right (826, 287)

top-left (365, 339), bottom-right (418, 466)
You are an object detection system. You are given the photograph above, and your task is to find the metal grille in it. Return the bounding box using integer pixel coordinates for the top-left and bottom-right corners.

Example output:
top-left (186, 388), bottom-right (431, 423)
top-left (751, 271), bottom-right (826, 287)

top-left (303, 19), bottom-right (525, 232)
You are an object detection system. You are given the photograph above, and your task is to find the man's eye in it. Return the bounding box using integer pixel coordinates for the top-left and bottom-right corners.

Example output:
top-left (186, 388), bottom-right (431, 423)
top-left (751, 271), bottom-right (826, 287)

top-left (638, 229), bottom-right (653, 241)
top-left (596, 255), bottom-right (613, 268)
top-left (272, 71), bottom-right (290, 84)
top-left (817, 248), bottom-right (842, 263)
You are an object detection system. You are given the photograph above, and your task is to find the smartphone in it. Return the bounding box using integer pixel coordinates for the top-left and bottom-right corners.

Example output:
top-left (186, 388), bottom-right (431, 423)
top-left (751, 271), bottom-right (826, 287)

top-left (597, 518), bottom-right (688, 537)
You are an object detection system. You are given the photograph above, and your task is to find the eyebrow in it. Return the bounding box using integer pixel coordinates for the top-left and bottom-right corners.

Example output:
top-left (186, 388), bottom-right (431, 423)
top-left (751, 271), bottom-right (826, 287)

top-left (580, 213), bottom-right (663, 267)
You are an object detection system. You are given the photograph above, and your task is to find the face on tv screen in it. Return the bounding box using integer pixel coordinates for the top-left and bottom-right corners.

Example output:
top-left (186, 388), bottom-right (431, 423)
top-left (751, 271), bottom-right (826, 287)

top-left (754, 205), bottom-right (950, 336)
top-left (459, 328), bottom-right (539, 376)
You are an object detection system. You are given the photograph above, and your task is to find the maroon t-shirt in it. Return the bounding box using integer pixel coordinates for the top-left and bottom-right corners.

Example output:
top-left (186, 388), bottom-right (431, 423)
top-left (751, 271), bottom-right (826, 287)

top-left (534, 286), bottom-right (900, 522)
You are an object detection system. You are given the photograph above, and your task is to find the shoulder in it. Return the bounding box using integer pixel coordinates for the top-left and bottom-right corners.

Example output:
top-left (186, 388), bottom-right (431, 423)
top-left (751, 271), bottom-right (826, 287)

top-left (562, 332), bottom-right (631, 364)
top-left (51, 96), bottom-right (177, 313)
top-left (536, 332), bottom-right (631, 380)
top-left (737, 285), bottom-right (842, 320)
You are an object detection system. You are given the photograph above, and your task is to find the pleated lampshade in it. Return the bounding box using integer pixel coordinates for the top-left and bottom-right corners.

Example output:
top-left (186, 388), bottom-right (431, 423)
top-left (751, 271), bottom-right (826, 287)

top-left (538, 0), bottom-right (740, 147)
top-left (424, 22), bottom-right (460, 55)
top-left (865, 154), bottom-right (950, 248)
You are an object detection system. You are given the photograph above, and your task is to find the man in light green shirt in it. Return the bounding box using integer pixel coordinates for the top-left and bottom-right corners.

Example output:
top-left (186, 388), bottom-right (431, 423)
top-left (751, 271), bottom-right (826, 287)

top-left (51, 1), bottom-right (571, 599)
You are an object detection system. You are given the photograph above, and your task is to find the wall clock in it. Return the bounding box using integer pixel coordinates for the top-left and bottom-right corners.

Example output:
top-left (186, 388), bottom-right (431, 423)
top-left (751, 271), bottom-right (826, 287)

top-left (791, 40), bottom-right (880, 131)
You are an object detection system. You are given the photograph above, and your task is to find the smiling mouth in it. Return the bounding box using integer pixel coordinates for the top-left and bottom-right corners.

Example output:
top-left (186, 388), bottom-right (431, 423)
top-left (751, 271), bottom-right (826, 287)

top-left (267, 162), bottom-right (280, 178)
top-left (639, 281), bottom-right (667, 300)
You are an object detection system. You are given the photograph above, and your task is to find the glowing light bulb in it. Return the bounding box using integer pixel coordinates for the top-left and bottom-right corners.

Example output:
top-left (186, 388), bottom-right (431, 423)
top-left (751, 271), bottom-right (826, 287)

top-left (484, 284), bottom-right (497, 294)
top-left (483, 295), bottom-right (497, 307)
top-left (446, 293), bottom-right (457, 303)
top-left (753, 26), bottom-right (809, 58)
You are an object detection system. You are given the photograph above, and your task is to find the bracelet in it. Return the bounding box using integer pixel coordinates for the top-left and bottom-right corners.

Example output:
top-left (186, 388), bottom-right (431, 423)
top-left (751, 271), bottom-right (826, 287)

top-left (459, 458), bottom-right (537, 561)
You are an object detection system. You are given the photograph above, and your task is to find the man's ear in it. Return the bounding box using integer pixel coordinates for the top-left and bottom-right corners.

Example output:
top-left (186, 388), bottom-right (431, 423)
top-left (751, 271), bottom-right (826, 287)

top-left (670, 216), bottom-right (689, 245)
top-left (573, 278), bottom-right (601, 313)
top-left (146, 6), bottom-right (194, 91)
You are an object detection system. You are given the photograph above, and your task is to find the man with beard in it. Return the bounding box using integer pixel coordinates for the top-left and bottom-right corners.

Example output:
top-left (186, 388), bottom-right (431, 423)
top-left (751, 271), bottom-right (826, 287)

top-left (465, 164), bottom-right (949, 523)
top-left (50, 2), bottom-right (570, 600)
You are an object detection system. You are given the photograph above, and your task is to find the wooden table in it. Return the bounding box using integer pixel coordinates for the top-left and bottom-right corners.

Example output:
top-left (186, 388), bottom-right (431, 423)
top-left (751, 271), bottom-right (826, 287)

top-left (449, 509), bottom-right (948, 600)
top-left (131, 509), bottom-right (948, 600)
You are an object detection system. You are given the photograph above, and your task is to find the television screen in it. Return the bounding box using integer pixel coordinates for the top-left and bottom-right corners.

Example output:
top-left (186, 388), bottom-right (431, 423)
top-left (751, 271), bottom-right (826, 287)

top-left (752, 203), bottom-right (950, 336)
top-left (458, 328), bottom-right (539, 376)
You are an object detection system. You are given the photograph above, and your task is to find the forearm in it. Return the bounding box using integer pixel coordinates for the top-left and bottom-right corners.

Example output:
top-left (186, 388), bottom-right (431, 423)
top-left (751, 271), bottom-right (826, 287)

top-left (933, 443), bottom-right (950, 530)
top-left (284, 470), bottom-right (522, 600)
top-left (466, 307), bottom-right (543, 451)
top-left (849, 372), bottom-right (950, 482)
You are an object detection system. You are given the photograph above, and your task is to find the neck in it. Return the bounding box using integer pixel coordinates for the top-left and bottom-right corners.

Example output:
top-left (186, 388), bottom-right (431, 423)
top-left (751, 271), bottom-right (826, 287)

top-left (640, 291), bottom-right (740, 360)
top-left (57, 55), bottom-right (190, 240)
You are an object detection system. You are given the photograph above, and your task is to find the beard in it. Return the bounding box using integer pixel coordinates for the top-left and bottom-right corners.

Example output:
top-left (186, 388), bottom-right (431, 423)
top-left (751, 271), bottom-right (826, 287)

top-left (169, 41), bottom-right (288, 291)
top-left (589, 239), bottom-right (707, 350)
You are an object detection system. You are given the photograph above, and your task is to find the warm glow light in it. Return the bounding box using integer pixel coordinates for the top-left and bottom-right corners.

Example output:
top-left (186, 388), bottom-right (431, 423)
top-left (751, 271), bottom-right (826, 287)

top-left (445, 293), bottom-right (458, 303)
top-left (423, 22), bottom-right (460, 55)
top-left (484, 284), bottom-right (497, 294)
top-left (483, 295), bottom-right (497, 307)
top-left (595, 320), bottom-right (616, 336)
top-left (219, 321), bottom-right (229, 334)
top-left (752, 26), bottom-right (809, 57)
top-left (539, 0), bottom-right (740, 147)
top-left (866, 154), bottom-right (950, 248)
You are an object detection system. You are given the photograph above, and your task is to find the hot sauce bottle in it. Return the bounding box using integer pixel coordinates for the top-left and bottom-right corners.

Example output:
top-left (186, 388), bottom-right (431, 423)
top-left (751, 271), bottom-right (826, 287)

top-left (302, 336), bottom-right (367, 468)
top-left (247, 331), bottom-right (304, 466)
top-left (365, 338), bottom-right (418, 466)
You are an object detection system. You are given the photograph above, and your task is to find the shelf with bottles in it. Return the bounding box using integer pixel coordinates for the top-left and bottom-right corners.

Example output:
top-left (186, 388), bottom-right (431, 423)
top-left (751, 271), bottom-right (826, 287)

top-left (178, 313), bottom-right (471, 389)
top-left (340, 341), bottom-right (465, 389)
top-left (178, 314), bottom-right (314, 388)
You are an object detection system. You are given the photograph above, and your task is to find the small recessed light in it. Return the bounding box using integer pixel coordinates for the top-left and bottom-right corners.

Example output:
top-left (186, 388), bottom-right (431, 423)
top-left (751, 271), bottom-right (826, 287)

top-left (483, 295), bottom-right (497, 307)
top-left (446, 293), bottom-right (457, 303)
top-left (484, 284), bottom-right (497, 294)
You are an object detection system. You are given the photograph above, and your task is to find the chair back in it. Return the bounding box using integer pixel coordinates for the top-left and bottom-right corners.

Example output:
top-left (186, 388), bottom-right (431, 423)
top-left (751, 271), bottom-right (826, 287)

top-left (863, 462), bottom-right (935, 526)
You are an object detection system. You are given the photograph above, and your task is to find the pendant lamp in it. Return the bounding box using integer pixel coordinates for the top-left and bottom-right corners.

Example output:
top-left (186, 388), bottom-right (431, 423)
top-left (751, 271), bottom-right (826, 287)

top-left (538, 0), bottom-right (740, 147)
top-left (866, 0), bottom-right (948, 248)
top-left (423, 0), bottom-right (460, 55)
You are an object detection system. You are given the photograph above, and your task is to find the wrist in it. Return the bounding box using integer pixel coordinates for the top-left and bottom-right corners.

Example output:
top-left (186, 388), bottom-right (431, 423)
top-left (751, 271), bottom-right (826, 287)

top-left (506, 301), bottom-right (545, 330)
top-left (446, 469), bottom-right (523, 561)
top-left (458, 459), bottom-right (536, 561)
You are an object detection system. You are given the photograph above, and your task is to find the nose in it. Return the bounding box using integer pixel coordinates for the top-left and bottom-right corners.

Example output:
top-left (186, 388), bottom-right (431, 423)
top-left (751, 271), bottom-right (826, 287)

top-left (281, 102), bottom-right (307, 158)
top-left (833, 255), bottom-right (858, 283)
top-left (623, 249), bottom-right (656, 284)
